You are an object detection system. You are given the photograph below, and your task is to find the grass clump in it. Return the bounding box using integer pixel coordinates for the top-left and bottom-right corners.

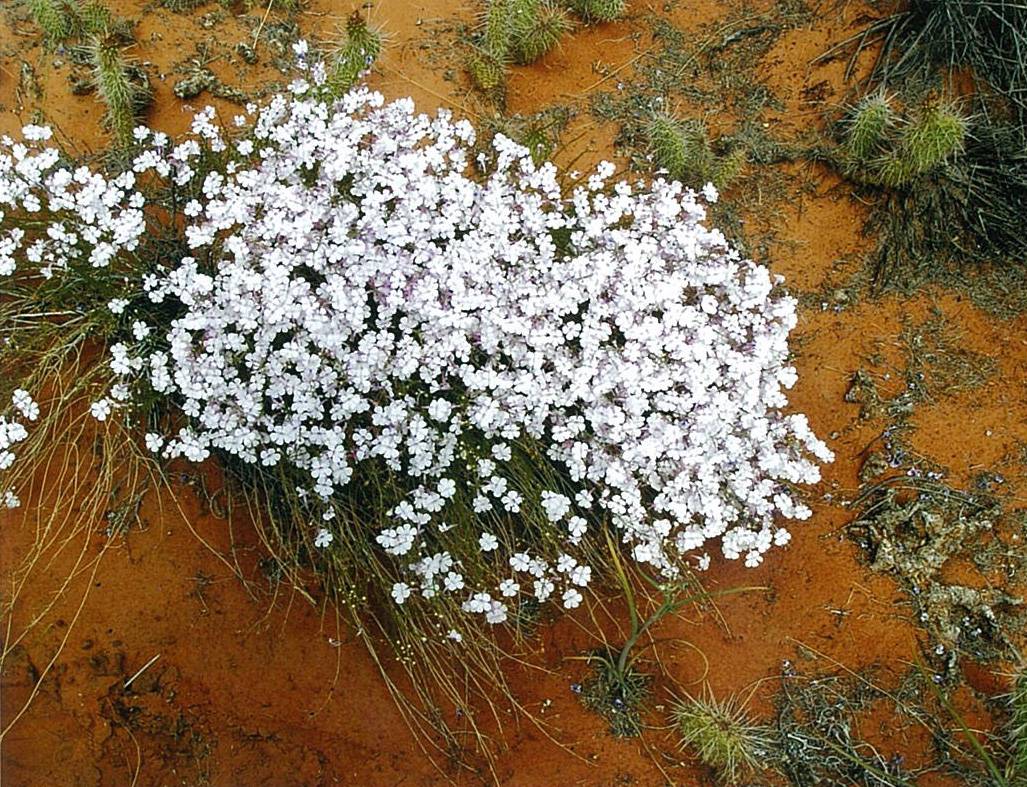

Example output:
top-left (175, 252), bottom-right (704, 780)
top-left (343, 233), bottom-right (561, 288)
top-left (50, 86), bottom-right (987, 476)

top-left (578, 536), bottom-right (762, 739)
top-left (672, 690), bottom-right (774, 784)
top-left (580, 654), bottom-right (650, 737)
top-left (323, 12), bottom-right (384, 99)
top-left (825, 0), bottom-right (1027, 126)
top-left (568, 0), bottom-right (626, 24)
top-left (646, 112), bottom-right (746, 190)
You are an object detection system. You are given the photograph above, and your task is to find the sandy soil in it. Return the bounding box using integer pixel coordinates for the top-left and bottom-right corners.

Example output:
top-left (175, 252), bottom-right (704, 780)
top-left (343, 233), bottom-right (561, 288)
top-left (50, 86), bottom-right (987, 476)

top-left (2, 0), bottom-right (1026, 784)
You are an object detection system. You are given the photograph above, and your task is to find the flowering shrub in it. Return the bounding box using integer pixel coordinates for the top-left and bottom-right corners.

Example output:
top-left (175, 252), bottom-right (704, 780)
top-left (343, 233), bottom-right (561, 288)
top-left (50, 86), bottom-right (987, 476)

top-left (0, 71), bottom-right (831, 638)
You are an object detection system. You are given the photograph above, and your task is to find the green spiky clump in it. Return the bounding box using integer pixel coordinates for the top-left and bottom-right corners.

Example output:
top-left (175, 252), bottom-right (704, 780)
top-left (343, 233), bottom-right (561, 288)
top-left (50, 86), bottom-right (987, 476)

top-left (845, 91), bottom-right (894, 163)
top-left (872, 154), bottom-right (919, 188)
top-left (483, 0), bottom-right (512, 57)
top-left (76, 1), bottom-right (113, 34)
top-left (510, 0), bottom-right (571, 64)
top-left (1010, 670), bottom-right (1027, 781)
top-left (569, 0), bottom-right (626, 23)
top-left (712, 146), bottom-right (747, 189)
top-left (91, 37), bottom-right (147, 148)
top-left (468, 53), bottom-right (506, 96)
top-left (646, 114), bottom-right (714, 186)
top-left (29, 0), bottom-right (72, 47)
top-left (325, 13), bottom-right (384, 98)
top-left (159, 0), bottom-right (206, 10)
top-left (672, 693), bottom-right (774, 784)
top-left (898, 101), bottom-right (967, 175)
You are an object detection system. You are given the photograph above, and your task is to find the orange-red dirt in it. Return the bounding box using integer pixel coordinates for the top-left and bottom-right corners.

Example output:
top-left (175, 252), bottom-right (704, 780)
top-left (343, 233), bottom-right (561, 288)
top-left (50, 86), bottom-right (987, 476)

top-left (2, 1), bottom-right (1026, 785)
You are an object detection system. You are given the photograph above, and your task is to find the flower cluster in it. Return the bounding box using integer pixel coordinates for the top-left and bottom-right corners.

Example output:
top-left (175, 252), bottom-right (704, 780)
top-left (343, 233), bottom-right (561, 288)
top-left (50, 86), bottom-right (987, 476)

top-left (0, 75), bottom-right (832, 629)
top-left (1, 390), bottom-right (39, 509)
top-left (101, 82), bottom-right (831, 624)
top-left (0, 126), bottom-right (147, 280)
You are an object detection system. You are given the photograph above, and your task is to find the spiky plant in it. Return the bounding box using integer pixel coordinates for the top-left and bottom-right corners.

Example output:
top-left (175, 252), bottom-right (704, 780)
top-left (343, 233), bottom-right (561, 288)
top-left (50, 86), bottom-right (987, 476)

top-left (672, 690), bottom-right (774, 784)
top-left (89, 36), bottom-right (147, 148)
top-left (1009, 669), bottom-right (1027, 781)
top-left (712, 146), bottom-right (747, 189)
top-left (898, 100), bottom-right (968, 175)
top-left (325, 12), bottom-right (384, 99)
top-left (646, 113), bottom-right (715, 186)
top-left (568, 0), bottom-right (626, 23)
top-left (468, 52), bottom-right (506, 99)
top-left (159, 0), bottom-right (207, 10)
top-left (845, 90), bottom-right (895, 164)
top-left (872, 154), bottom-right (920, 189)
top-left (28, 0), bottom-right (72, 48)
top-left (482, 0), bottom-right (512, 58)
top-left (509, 0), bottom-right (571, 64)
top-left (76, 1), bottom-right (113, 34)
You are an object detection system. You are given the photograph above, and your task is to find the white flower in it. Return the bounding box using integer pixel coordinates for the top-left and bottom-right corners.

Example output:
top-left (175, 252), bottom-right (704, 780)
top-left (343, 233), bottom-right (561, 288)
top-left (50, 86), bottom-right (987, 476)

top-left (314, 528), bottom-right (334, 548)
top-left (3, 489), bottom-right (20, 508)
top-left (391, 582), bottom-right (412, 604)
top-left (107, 298), bottom-right (129, 315)
top-left (479, 532), bottom-right (499, 552)
top-left (427, 399), bottom-right (452, 422)
top-left (569, 565), bottom-right (591, 587)
top-left (463, 592), bottom-right (492, 614)
top-left (144, 433), bottom-right (164, 453)
top-left (498, 579), bottom-right (519, 597)
top-left (11, 390), bottom-right (38, 421)
top-left (486, 601), bottom-right (508, 624)
top-left (533, 579), bottom-right (555, 601)
top-left (90, 399), bottom-right (112, 421)
top-left (567, 516), bottom-right (587, 540)
top-left (501, 490), bottom-right (522, 513)
top-left (510, 552), bottom-right (531, 572)
top-left (540, 491), bottom-right (571, 523)
top-left (437, 478), bottom-right (456, 498)
top-left (562, 588), bottom-right (583, 609)
top-left (443, 571), bottom-right (465, 591)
